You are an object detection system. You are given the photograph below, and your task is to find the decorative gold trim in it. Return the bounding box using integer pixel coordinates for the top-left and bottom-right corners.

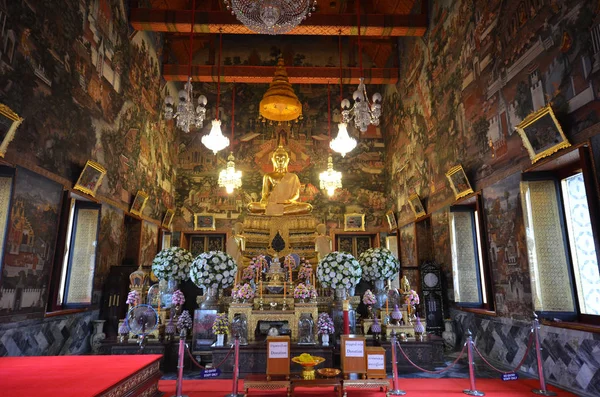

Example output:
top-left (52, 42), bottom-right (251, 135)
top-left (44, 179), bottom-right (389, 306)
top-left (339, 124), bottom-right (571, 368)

top-left (73, 160), bottom-right (106, 197)
top-left (344, 213), bottom-right (365, 232)
top-left (0, 103), bottom-right (24, 158)
top-left (131, 190), bottom-right (149, 216)
top-left (194, 213), bottom-right (216, 231)
top-left (445, 165), bottom-right (474, 200)
top-left (407, 194), bottom-right (426, 219)
top-left (162, 209), bottom-right (175, 229)
top-left (515, 105), bottom-right (571, 164)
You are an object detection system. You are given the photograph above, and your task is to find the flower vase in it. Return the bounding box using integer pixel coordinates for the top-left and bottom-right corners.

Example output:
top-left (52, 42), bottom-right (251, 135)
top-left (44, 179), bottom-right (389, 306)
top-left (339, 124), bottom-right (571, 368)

top-left (321, 333), bottom-right (330, 347)
top-left (201, 286), bottom-right (219, 310)
top-left (332, 288), bottom-right (356, 336)
top-left (373, 279), bottom-right (387, 312)
top-left (216, 333), bottom-right (225, 347)
top-left (90, 320), bottom-right (106, 354)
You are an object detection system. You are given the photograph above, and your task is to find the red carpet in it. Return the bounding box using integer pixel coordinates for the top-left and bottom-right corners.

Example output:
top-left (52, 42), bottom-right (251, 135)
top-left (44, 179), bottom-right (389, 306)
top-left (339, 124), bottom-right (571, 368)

top-left (159, 378), bottom-right (577, 396)
top-left (0, 355), bottom-right (162, 397)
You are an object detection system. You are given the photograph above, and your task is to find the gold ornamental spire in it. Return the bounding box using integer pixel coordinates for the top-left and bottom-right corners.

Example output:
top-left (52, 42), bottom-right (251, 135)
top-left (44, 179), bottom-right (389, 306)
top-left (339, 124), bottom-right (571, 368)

top-left (259, 58), bottom-right (302, 122)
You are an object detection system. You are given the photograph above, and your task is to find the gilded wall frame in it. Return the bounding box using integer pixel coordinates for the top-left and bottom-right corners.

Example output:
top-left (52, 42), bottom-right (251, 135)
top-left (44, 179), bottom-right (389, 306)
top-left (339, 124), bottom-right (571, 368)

top-left (0, 103), bottom-right (24, 157)
top-left (130, 190), bottom-right (149, 216)
top-left (74, 160), bottom-right (106, 197)
top-left (446, 165), bottom-right (474, 200)
top-left (344, 213), bottom-right (365, 232)
top-left (515, 105), bottom-right (570, 163)
top-left (408, 194), bottom-right (426, 219)
top-left (385, 210), bottom-right (397, 231)
top-left (162, 209), bottom-right (175, 229)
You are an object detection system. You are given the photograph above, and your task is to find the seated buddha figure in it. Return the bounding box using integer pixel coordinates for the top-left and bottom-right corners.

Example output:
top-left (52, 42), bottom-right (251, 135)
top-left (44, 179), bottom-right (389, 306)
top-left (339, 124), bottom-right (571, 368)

top-left (248, 145), bottom-right (312, 216)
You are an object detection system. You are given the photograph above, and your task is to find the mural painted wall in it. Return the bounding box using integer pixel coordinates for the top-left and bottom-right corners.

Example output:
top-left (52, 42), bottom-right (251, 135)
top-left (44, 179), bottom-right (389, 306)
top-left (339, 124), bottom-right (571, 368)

top-left (0, 0), bottom-right (176, 220)
top-left (385, 1), bottom-right (600, 394)
top-left (173, 82), bottom-right (389, 232)
top-left (0, 0), bottom-right (170, 337)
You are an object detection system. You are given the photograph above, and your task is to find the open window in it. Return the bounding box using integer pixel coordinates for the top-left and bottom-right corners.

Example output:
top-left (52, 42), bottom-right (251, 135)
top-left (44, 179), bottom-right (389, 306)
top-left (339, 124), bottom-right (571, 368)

top-left (521, 146), bottom-right (600, 323)
top-left (53, 197), bottom-right (101, 309)
top-left (449, 194), bottom-right (493, 310)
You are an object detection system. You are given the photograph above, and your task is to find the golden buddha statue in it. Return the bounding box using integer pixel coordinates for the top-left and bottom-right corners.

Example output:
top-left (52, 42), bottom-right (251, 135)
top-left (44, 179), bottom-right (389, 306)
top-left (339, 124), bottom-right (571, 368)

top-left (248, 145), bottom-right (312, 216)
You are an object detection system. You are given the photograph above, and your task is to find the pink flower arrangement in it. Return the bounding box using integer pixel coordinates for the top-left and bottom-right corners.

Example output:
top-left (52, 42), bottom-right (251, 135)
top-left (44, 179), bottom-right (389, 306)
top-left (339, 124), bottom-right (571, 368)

top-left (231, 284), bottom-right (240, 299)
top-left (177, 310), bottom-right (193, 332)
top-left (172, 289), bottom-right (185, 306)
top-left (293, 283), bottom-right (311, 300)
top-left (298, 260), bottom-right (313, 281)
top-left (236, 283), bottom-right (255, 301)
top-left (406, 289), bottom-right (420, 305)
top-left (362, 289), bottom-right (376, 306)
top-left (309, 284), bottom-right (318, 299)
top-left (126, 290), bottom-right (140, 306)
top-left (317, 313), bottom-right (334, 335)
top-left (283, 255), bottom-right (297, 272)
top-left (242, 265), bottom-right (255, 281)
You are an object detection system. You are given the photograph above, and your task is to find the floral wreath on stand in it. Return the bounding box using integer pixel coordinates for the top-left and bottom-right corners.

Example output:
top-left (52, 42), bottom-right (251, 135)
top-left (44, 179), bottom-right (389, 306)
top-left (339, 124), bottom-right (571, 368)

top-left (190, 251), bottom-right (237, 289)
top-left (358, 247), bottom-right (400, 282)
top-left (316, 251), bottom-right (362, 290)
top-left (151, 247), bottom-right (194, 282)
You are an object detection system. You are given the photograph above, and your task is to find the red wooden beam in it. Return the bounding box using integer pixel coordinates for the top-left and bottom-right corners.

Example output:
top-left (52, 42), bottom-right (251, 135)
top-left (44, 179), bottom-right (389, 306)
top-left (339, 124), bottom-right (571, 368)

top-left (130, 8), bottom-right (427, 37)
top-left (162, 65), bottom-right (399, 84)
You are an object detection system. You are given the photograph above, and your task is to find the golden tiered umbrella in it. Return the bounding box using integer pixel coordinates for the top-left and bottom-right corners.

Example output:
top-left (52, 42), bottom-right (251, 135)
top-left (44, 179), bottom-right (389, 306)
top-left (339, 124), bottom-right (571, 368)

top-left (259, 58), bottom-right (302, 122)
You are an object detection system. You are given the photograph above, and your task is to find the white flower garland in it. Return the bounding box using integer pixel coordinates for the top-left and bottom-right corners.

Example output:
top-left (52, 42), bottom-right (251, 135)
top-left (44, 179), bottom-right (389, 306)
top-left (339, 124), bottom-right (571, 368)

top-left (316, 251), bottom-right (362, 290)
top-left (358, 247), bottom-right (400, 281)
top-left (190, 250), bottom-right (237, 289)
top-left (151, 247), bottom-right (194, 281)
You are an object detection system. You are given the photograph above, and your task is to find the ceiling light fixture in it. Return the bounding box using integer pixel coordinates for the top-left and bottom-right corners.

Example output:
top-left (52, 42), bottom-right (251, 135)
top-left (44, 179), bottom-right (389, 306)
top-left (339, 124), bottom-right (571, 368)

top-left (223, 0), bottom-right (317, 35)
top-left (163, 0), bottom-right (207, 133)
top-left (341, 0), bottom-right (382, 133)
top-left (201, 30), bottom-right (230, 155)
top-left (320, 83), bottom-right (342, 196)
top-left (218, 84), bottom-right (242, 194)
top-left (330, 32), bottom-right (357, 157)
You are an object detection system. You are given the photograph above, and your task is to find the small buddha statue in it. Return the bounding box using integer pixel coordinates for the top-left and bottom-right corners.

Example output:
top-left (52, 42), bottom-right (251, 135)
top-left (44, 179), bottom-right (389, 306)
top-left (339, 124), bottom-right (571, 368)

top-left (400, 275), bottom-right (411, 294)
top-left (314, 223), bottom-right (332, 263)
top-left (247, 145), bottom-right (312, 216)
top-left (226, 222), bottom-right (245, 270)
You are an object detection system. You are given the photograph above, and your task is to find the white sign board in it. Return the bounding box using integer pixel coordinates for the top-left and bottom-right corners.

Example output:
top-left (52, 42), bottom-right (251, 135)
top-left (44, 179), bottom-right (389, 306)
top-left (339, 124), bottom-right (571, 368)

top-left (345, 340), bottom-right (365, 357)
top-left (268, 342), bottom-right (288, 358)
top-left (367, 354), bottom-right (385, 370)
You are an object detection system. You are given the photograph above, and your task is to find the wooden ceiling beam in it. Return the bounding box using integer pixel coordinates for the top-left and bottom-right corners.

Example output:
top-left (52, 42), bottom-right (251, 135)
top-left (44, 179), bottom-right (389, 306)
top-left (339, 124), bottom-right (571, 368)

top-left (130, 8), bottom-right (427, 36)
top-left (162, 65), bottom-right (399, 84)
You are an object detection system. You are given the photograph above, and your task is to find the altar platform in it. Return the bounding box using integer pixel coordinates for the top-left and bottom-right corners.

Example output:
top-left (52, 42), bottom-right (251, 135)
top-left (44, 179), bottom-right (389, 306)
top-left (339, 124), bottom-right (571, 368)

top-left (0, 354), bottom-right (162, 397)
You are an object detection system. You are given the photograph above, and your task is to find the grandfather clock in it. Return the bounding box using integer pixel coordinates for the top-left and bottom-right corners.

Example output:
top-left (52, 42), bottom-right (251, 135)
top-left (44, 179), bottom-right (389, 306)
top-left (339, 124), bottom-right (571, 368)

top-left (420, 261), bottom-right (444, 335)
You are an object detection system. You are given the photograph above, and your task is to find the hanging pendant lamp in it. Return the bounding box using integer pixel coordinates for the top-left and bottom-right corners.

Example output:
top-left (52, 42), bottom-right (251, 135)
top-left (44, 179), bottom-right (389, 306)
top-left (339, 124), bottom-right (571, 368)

top-left (218, 84), bottom-right (242, 194)
top-left (319, 84), bottom-right (342, 197)
top-left (330, 33), bottom-right (357, 157)
top-left (202, 31), bottom-right (229, 154)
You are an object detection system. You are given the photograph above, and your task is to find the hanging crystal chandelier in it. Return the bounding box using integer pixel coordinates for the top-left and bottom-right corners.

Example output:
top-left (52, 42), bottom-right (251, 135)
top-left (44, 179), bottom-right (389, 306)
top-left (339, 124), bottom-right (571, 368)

top-left (218, 152), bottom-right (243, 193)
top-left (319, 155), bottom-right (342, 197)
top-left (223, 0), bottom-right (317, 35)
top-left (341, 77), bottom-right (382, 133)
top-left (329, 122), bottom-right (356, 157)
top-left (164, 77), bottom-right (207, 133)
top-left (340, 1), bottom-right (382, 133)
top-left (201, 31), bottom-right (230, 155)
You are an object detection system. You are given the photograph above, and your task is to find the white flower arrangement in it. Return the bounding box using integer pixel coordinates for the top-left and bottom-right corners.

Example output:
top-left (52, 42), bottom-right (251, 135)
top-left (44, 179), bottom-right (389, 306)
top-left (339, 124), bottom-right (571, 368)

top-left (316, 251), bottom-right (362, 290)
top-left (190, 251), bottom-right (237, 289)
top-left (358, 247), bottom-right (400, 282)
top-left (152, 247), bottom-right (194, 281)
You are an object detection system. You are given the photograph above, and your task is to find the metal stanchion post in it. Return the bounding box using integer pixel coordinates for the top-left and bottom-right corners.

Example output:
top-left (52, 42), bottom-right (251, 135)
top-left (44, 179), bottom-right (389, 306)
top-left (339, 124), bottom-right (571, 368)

top-left (532, 314), bottom-right (556, 396)
top-left (463, 330), bottom-right (484, 396)
top-left (389, 331), bottom-right (406, 396)
top-left (171, 329), bottom-right (189, 397)
top-left (225, 334), bottom-right (243, 397)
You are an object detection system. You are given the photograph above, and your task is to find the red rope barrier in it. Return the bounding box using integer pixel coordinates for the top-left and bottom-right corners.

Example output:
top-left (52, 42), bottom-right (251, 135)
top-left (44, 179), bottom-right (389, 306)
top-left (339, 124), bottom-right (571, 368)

top-left (396, 341), bottom-right (467, 375)
top-left (185, 343), bottom-right (234, 370)
top-left (473, 330), bottom-right (535, 375)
